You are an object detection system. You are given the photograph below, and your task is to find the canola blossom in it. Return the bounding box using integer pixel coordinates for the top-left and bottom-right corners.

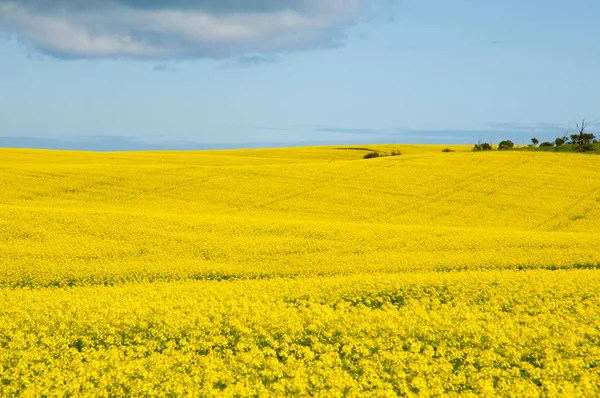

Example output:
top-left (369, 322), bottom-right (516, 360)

top-left (1, 145), bottom-right (600, 396)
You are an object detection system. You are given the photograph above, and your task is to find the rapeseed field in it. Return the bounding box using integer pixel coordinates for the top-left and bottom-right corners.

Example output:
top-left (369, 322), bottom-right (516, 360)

top-left (1, 145), bottom-right (600, 396)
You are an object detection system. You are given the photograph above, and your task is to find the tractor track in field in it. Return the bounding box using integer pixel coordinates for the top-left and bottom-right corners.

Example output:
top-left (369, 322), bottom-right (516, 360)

top-left (535, 185), bottom-right (600, 232)
top-left (220, 160), bottom-right (391, 215)
top-left (378, 156), bottom-right (534, 224)
top-left (119, 172), bottom-right (226, 202)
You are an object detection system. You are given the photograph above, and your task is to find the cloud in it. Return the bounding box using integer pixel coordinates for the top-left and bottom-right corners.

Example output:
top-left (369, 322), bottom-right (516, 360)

top-left (220, 54), bottom-right (279, 69)
top-left (152, 64), bottom-right (169, 71)
top-left (486, 122), bottom-right (568, 134)
top-left (243, 125), bottom-right (296, 131)
top-left (0, 135), bottom-right (395, 151)
top-left (315, 127), bottom-right (395, 136)
top-left (313, 124), bottom-right (581, 144)
top-left (152, 63), bottom-right (178, 72)
top-left (0, 0), bottom-right (373, 59)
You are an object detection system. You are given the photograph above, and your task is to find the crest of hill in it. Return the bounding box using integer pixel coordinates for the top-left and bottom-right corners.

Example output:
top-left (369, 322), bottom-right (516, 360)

top-left (0, 144), bottom-right (469, 165)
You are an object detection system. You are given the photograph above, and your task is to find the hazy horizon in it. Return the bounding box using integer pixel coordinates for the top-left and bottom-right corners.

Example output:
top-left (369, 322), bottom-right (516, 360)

top-left (1, 124), bottom-right (590, 151)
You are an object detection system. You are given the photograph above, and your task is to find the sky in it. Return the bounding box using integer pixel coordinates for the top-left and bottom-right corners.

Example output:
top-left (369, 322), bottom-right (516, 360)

top-left (0, 0), bottom-right (599, 150)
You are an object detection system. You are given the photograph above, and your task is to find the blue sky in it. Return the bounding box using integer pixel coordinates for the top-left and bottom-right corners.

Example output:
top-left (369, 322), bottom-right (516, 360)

top-left (0, 0), bottom-right (599, 150)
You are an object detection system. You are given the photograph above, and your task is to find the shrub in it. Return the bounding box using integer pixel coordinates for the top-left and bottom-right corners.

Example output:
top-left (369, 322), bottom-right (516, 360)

top-left (363, 150), bottom-right (401, 159)
top-left (442, 148), bottom-right (455, 152)
top-left (531, 138), bottom-right (539, 146)
top-left (555, 137), bottom-right (565, 147)
top-left (363, 152), bottom-right (381, 159)
top-left (582, 142), bottom-right (595, 152)
top-left (473, 142), bottom-right (492, 151)
top-left (570, 133), bottom-right (596, 152)
top-left (498, 140), bottom-right (514, 150)
top-left (539, 142), bottom-right (554, 148)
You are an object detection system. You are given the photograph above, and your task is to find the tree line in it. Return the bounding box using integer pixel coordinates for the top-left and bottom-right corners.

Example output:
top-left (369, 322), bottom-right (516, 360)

top-left (473, 119), bottom-right (598, 153)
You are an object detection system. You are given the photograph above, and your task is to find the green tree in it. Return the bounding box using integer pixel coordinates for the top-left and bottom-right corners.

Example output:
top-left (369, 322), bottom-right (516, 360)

top-left (498, 140), bottom-right (514, 150)
top-left (572, 119), bottom-right (597, 152)
top-left (531, 138), bottom-right (539, 146)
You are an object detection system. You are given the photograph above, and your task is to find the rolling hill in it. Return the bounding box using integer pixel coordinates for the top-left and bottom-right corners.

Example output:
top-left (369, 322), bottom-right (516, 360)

top-left (1, 145), bottom-right (600, 396)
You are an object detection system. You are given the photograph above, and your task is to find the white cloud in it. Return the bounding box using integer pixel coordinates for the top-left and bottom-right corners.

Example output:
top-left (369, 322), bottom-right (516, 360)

top-left (0, 0), bottom-right (368, 59)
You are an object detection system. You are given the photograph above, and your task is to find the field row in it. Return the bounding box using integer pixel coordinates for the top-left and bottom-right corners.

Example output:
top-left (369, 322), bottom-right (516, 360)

top-left (2, 208), bottom-right (600, 288)
top-left (1, 269), bottom-right (599, 397)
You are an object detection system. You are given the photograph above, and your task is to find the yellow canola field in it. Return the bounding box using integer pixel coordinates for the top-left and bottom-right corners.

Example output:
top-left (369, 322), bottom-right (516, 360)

top-left (2, 270), bottom-right (600, 397)
top-left (2, 146), bottom-right (600, 288)
top-left (1, 145), bottom-right (600, 396)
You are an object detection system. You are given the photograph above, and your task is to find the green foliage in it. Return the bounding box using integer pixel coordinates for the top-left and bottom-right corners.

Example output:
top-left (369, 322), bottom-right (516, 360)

top-left (363, 152), bottom-right (381, 159)
top-left (582, 142), bottom-right (595, 152)
top-left (473, 142), bottom-right (492, 151)
top-left (570, 133), bottom-right (596, 152)
top-left (363, 150), bottom-right (401, 159)
top-left (539, 142), bottom-right (554, 148)
top-left (555, 137), bottom-right (565, 147)
top-left (442, 148), bottom-right (455, 152)
top-left (583, 133), bottom-right (595, 141)
top-left (531, 138), bottom-right (539, 146)
top-left (498, 140), bottom-right (514, 150)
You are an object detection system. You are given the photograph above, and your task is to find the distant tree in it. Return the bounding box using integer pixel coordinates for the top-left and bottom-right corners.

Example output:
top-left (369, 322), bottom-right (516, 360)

top-left (363, 151), bottom-right (381, 159)
top-left (363, 150), bottom-right (401, 159)
top-left (531, 138), bottom-right (539, 146)
top-left (573, 119), bottom-right (596, 152)
top-left (569, 134), bottom-right (579, 145)
top-left (473, 142), bottom-right (492, 151)
top-left (498, 140), bottom-right (514, 150)
top-left (555, 137), bottom-right (565, 147)
top-left (570, 133), bottom-right (596, 152)
top-left (569, 134), bottom-right (578, 144)
top-left (539, 142), bottom-right (554, 148)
